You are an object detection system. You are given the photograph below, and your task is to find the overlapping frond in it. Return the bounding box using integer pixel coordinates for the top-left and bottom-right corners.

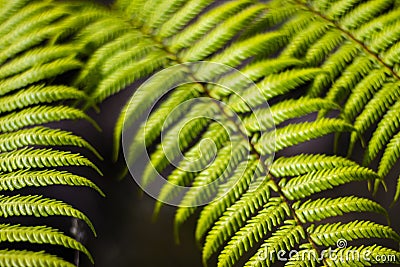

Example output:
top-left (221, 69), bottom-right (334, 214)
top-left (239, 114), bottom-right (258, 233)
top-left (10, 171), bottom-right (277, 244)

top-left (0, 1), bottom-right (105, 265)
top-left (4, 0), bottom-right (400, 266)
top-left (90, 0), bottom-right (400, 265)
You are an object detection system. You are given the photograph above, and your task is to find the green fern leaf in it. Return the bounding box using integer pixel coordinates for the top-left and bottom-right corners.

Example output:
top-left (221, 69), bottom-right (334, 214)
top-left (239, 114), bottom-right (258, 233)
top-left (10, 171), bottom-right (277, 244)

top-left (0, 195), bottom-right (96, 236)
top-left (174, 140), bottom-right (251, 233)
top-left (0, 250), bottom-right (75, 267)
top-left (0, 45), bottom-right (77, 80)
top-left (180, 4), bottom-right (265, 61)
top-left (349, 81), bottom-right (400, 150)
top-left (217, 199), bottom-right (289, 267)
top-left (255, 118), bottom-right (354, 155)
top-left (154, 122), bottom-right (230, 217)
top-left (309, 220), bottom-right (400, 246)
top-left (363, 100), bottom-right (400, 166)
top-left (270, 97), bottom-right (340, 125)
top-left (0, 224), bottom-right (93, 263)
top-left (202, 185), bottom-right (273, 263)
top-left (230, 68), bottom-right (323, 113)
top-left (270, 154), bottom-right (357, 178)
top-left (0, 58), bottom-right (82, 96)
top-left (156, 0), bottom-right (214, 39)
top-left (0, 126), bottom-right (101, 159)
top-left (195, 158), bottom-right (262, 243)
top-left (294, 197), bottom-right (388, 223)
top-left (378, 131), bottom-right (400, 177)
top-left (119, 83), bottom-right (202, 163)
top-left (281, 166), bottom-right (379, 200)
top-left (0, 148), bottom-right (101, 175)
top-left (0, 105), bottom-right (100, 133)
top-left (244, 221), bottom-right (305, 267)
top-left (167, 0), bottom-right (252, 51)
top-left (0, 170), bottom-right (104, 196)
top-left (0, 85), bottom-right (87, 114)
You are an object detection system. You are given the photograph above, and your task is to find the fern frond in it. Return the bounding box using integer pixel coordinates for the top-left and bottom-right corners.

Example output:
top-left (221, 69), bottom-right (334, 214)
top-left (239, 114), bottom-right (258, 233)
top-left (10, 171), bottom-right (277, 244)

top-left (0, 1), bottom-right (49, 39)
top-left (0, 195), bottom-right (95, 236)
top-left (281, 21), bottom-right (330, 59)
top-left (368, 20), bottom-right (400, 54)
top-left (202, 185), bottom-right (273, 263)
top-left (230, 68), bottom-right (323, 113)
top-left (180, 4), bottom-right (265, 62)
top-left (325, 0), bottom-right (364, 19)
top-left (271, 97), bottom-right (340, 125)
top-left (323, 56), bottom-right (375, 108)
top-left (383, 41), bottom-right (400, 67)
top-left (270, 154), bottom-right (357, 177)
top-left (307, 42), bottom-right (360, 97)
top-left (378, 131), bottom-right (400, 177)
top-left (141, 102), bottom-right (217, 189)
top-left (294, 197), bottom-right (388, 223)
top-left (309, 220), bottom-right (400, 246)
top-left (156, 0), bottom-right (214, 39)
top-left (363, 100), bottom-right (400, 166)
top-left (119, 83), bottom-right (202, 163)
top-left (244, 221), bottom-right (305, 267)
top-left (339, 0), bottom-right (393, 30)
top-left (0, 148), bottom-right (101, 175)
top-left (0, 58), bottom-right (82, 96)
top-left (0, 105), bottom-right (99, 133)
top-left (113, 67), bottom-right (189, 144)
top-left (255, 118), bottom-right (354, 155)
top-left (75, 31), bottom-right (142, 86)
top-left (0, 0), bottom-right (31, 25)
top-left (195, 158), bottom-right (262, 242)
top-left (48, 0), bottom-right (400, 266)
top-left (90, 50), bottom-right (170, 104)
top-left (0, 224), bottom-right (93, 263)
top-left (0, 45), bottom-right (77, 79)
top-left (0, 23), bottom-right (66, 65)
top-left (174, 140), bottom-right (251, 232)
top-left (0, 250), bottom-right (75, 267)
top-left (349, 81), bottom-right (400, 150)
top-left (217, 199), bottom-right (289, 267)
top-left (75, 17), bottom-right (129, 51)
top-left (154, 122), bottom-right (230, 216)
top-left (203, 32), bottom-right (286, 76)
top-left (167, 0), bottom-right (251, 51)
top-left (144, 0), bottom-right (189, 31)
top-left (0, 126), bottom-right (101, 159)
top-left (0, 5), bottom-right (68, 52)
top-left (341, 69), bottom-right (387, 122)
top-left (0, 169), bottom-right (104, 196)
top-left (280, 166), bottom-right (379, 200)
top-left (0, 85), bottom-right (87, 114)
top-left (210, 58), bottom-right (302, 99)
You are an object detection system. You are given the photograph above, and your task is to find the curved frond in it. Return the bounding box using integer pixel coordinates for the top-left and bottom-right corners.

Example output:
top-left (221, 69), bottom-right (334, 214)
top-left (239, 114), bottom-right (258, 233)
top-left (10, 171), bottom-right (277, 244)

top-left (0, 250), bottom-right (75, 267)
top-left (0, 126), bottom-right (101, 159)
top-left (0, 170), bottom-right (104, 196)
top-left (0, 224), bottom-right (93, 263)
top-left (0, 195), bottom-right (96, 236)
top-left (0, 105), bottom-right (99, 133)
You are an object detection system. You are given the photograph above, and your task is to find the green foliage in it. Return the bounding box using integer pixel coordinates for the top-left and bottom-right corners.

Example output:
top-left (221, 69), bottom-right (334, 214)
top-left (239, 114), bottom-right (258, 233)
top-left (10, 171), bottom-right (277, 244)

top-left (0, 1), bottom-right (104, 265)
top-left (76, 0), bottom-right (399, 266)
top-left (2, 0), bottom-right (400, 266)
